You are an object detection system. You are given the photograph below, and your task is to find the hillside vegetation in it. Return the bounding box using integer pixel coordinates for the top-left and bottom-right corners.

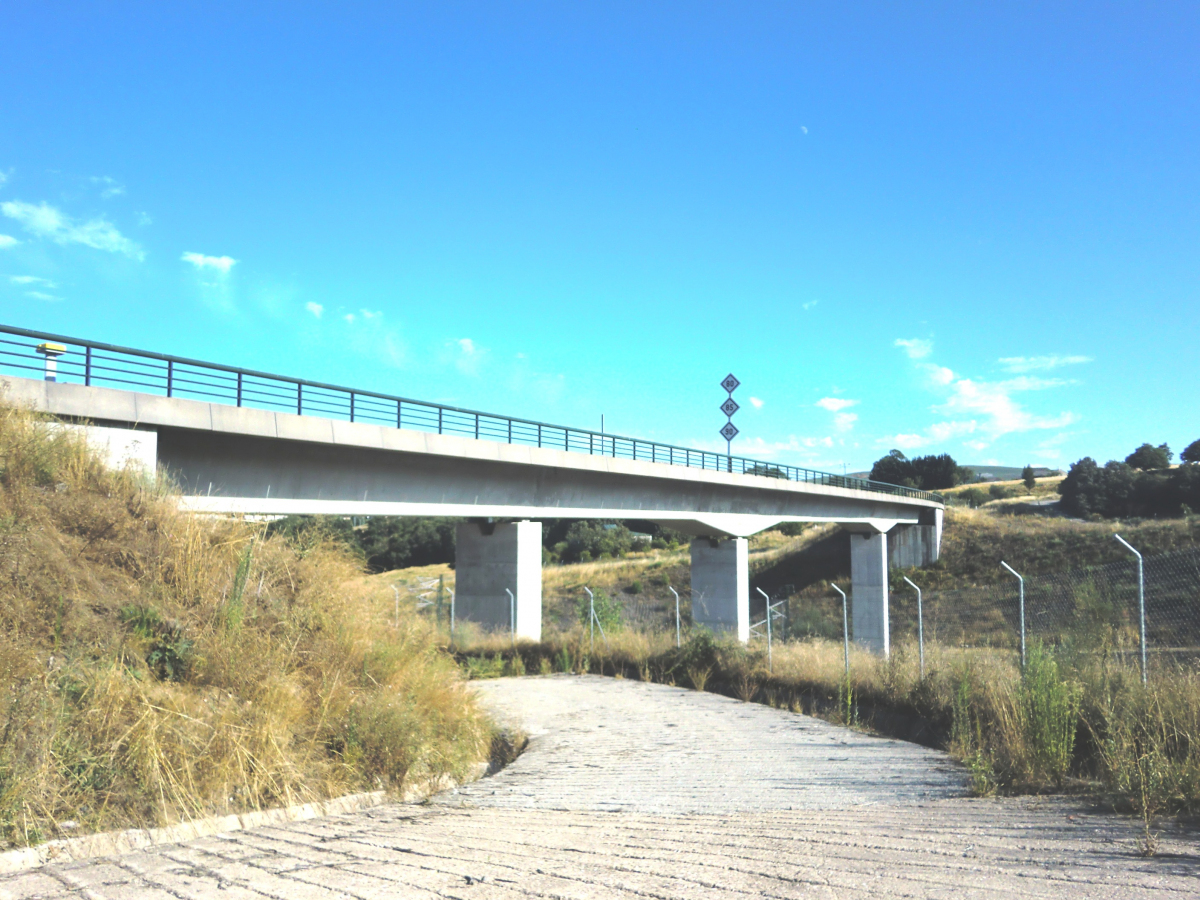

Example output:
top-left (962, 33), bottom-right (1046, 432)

top-left (0, 404), bottom-right (489, 848)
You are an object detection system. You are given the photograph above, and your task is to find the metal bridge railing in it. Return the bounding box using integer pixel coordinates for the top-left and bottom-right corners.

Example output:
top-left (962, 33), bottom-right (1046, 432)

top-left (0, 323), bottom-right (942, 503)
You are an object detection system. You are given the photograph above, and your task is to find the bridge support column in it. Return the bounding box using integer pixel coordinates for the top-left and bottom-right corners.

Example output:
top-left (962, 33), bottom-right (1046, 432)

top-left (454, 521), bottom-right (542, 641)
top-left (690, 538), bottom-right (749, 642)
top-left (850, 532), bottom-right (889, 657)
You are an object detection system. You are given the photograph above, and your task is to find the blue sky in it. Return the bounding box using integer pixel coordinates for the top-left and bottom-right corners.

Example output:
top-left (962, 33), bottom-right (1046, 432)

top-left (1, 2), bottom-right (1197, 473)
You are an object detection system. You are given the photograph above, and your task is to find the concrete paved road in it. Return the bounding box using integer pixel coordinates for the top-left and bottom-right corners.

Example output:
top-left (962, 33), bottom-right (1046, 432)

top-left (5, 675), bottom-right (1198, 899)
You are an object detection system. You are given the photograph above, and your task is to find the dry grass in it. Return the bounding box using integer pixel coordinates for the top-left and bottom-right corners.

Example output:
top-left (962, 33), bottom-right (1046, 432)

top-left (0, 404), bottom-right (490, 847)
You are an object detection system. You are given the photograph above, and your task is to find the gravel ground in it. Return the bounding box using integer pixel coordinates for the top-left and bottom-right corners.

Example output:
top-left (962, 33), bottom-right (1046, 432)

top-left (4, 674), bottom-right (1198, 899)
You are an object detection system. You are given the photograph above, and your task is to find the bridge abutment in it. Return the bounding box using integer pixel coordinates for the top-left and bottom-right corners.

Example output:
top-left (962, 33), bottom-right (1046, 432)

top-left (454, 521), bottom-right (543, 641)
top-left (850, 532), bottom-right (890, 657)
top-left (690, 537), bottom-right (750, 641)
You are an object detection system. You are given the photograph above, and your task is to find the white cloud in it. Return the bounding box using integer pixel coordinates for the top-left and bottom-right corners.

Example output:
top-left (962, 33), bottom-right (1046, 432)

top-left (135, 211), bottom-right (153, 227)
top-left (749, 396), bottom-right (764, 409)
top-left (834, 412), bottom-right (858, 432)
top-left (2, 201), bottom-right (144, 259)
top-left (802, 299), bottom-right (818, 310)
top-left (816, 397), bottom-right (858, 412)
top-left (458, 338), bottom-right (475, 355)
top-left (343, 313), bottom-right (356, 323)
top-left (800, 126), bottom-right (808, 134)
top-left (963, 440), bottom-right (990, 452)
top-left (887, 433), bottom-right (927, 450)
top-left (922, 364), bottom-right (956, 386)
top-left (0, 235), bottom-right (17, 249)
top-left (999, 355), bottom-right (1092, 373)
top-left (25, 290), bottom-right (61, 302)
top-left (894, 337), bottom-right (933, 359)
top-left (305, 302), bottom-right (324, 318)
top-left (361, 309), bottom-right (382, 320)
top-left (9, 275), bottom-right (55, 287)
top-left (91, 176), bottom-right (125, 199)
top-left (181, 251), bottom-right (236, 274)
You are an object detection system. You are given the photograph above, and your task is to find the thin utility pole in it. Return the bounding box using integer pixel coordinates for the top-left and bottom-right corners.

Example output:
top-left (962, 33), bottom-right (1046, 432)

top-left (903, 576), bottom-right (924, 679)
top-left (832, 583), bottom-right (849, 677)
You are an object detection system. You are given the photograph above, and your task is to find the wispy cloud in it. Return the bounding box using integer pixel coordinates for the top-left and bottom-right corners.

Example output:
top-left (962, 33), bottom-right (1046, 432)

top-left (181, 251), bottom-right (236, 274)
top-left (91, 176), bottom-right (125, 199)
top-left (749, 396), bottom-right (764, 409)
top-left (998, 355), bottom-right (1093, 373)
top-left (834, 412), bottom-right (858, 432)
top-left (182, 251), bottom-right (237, 313)
top-left (10, 275), bottom-right (56, 287)
top-left (1, 201), bottom-right (144, 259)
top-left (816, 397), bottom-right (858, 412)
top-left (0, 235), bottom-right (17, 249)
top-left (305, 302), bottom-right (324, 318)
top-left (802, 299), bottom-right (818, 310)
top-left (25, 290), bottom-right (61, 302)
top-left (451, 337), bottom-right (487, 375)
top-left (894, 338), bottom-right (932, 359)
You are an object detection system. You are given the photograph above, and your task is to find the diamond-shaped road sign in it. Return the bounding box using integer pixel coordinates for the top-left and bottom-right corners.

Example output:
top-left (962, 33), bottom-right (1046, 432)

top-left (720, 397), bottom-right (740, 417)
top-left (719, 422), bottom-right (739, 441)
top-left (721, 373), bottom-right (740, 394)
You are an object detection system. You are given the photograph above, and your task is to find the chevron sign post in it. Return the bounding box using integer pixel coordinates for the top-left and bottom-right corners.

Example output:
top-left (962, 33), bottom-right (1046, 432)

top-left (720, 373), bottom-right (740, 471)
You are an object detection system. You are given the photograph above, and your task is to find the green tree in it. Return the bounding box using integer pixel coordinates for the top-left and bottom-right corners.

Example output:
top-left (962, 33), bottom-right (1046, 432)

top-left (1181, 438), bottom-right (1200, 465)
top-left (1125, 442), bottom-right (1172, 471)
top-left (1022, 464), bottom-right (1036, 490)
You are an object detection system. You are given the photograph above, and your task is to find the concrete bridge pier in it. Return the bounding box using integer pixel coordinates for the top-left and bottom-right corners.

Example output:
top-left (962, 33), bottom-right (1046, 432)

top-left (453, 521), bottom-right (543, 641)
top-left (689, 537), bottom-right (750, 642)
top-left (850, 531), bottom-right (890, 657)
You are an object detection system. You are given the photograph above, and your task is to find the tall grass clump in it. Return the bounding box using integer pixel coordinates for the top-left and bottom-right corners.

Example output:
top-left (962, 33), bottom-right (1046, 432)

top-left (0, 403), bottom-right (490, 847)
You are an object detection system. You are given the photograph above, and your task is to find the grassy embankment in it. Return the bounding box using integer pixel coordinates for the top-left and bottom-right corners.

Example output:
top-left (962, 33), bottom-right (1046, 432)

top-left (429, 502), bottom-right (1200, 847)
top-left (0, 403), bottom-right (492, 848)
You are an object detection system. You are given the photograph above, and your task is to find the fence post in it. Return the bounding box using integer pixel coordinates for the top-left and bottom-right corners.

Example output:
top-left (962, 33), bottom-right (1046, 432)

top-left (1114, 534), bottom-right (1147, 684)
top-left (669, 587), bottom-right (681, 648)
top-left (1001, 561), bottom-right (1026, 670)
top-left (756, 587), bottom-right (773, 672)
top-left (832, 584), bottom-right (849, 677)
top-left (903, 576), bottom-right (924, 679)
top-left (585, 587), bottom-right (595, 655)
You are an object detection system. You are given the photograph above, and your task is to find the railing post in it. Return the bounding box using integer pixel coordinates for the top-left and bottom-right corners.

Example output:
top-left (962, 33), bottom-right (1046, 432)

top-left (589, 432), bottom-right (593, 454)
top-left (564, 429), bottom-right (568, 451)
top-left (297, 383), bottom-right (303, 415)
top-left (397, 400), bottom-right (402, 428)
top-left (236, 371), bottom-right (243, 407)
top-left (166, 359), bottom-right (174, 397)
top-left (537, 424), bottom-right (542, 447)
top-left (475, 413), bottom-right (479, 440)
top-left (438, 407), bottom-right (443, 434)
top-left (508, 419), bottom-right (513, 443)
top-left (85, 346), bottom-right (92, 386)
top-left (349, 392), bottom-right (355, 423)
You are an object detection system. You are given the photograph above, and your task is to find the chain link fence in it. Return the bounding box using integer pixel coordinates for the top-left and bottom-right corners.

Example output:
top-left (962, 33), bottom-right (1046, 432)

top-left (885, 547), bottom-right (1200, 658)
top-left (566, 547), bottom-right (1200, 664)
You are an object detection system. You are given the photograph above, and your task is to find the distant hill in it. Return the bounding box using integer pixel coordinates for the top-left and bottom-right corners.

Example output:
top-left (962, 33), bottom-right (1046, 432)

top-left (852, 464), bottom-right (1062, 483)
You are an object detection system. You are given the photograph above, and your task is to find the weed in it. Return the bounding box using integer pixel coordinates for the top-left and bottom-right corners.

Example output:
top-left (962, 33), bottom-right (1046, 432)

top-left (687, 665), bottom-right (712, 692)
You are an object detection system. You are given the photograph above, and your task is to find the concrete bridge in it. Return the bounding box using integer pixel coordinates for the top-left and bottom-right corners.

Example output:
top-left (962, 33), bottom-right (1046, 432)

top-left (0, 325), bottom-right (944, 652)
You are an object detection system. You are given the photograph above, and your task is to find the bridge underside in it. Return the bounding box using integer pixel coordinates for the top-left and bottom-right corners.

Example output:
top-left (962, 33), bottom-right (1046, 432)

top-left (8, 377), bottom-right (945, 654)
